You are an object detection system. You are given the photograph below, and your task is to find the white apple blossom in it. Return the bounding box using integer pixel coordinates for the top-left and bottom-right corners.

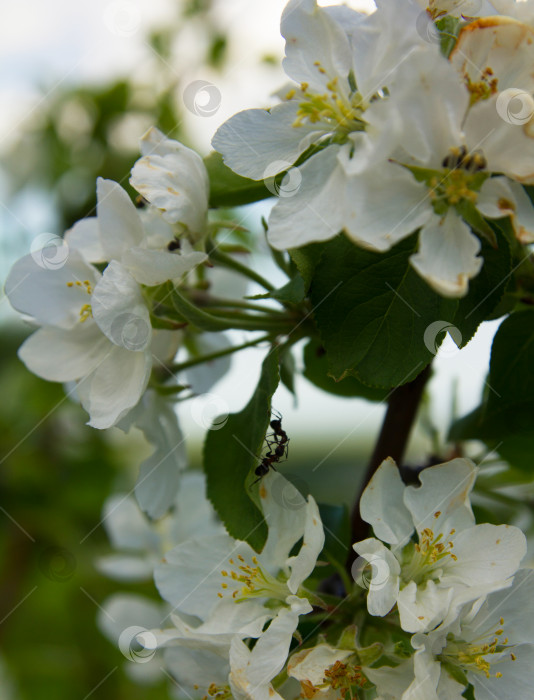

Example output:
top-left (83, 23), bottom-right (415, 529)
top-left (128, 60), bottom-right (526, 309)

top-left (414, 0), bottom-right (498, 17)
top-left (337, 39), bottom-right (534, 297)
top-left (490, 0), bottom-right (534, 23)
top-left (212, 0), bottom-right (433, 246)
top-left (130, 126), bottom-right (210, 243)
top-left (5, 250), bottom-right (152, 429)
top-left (288, 643), bottom-right (367, 699)
top-left (97, 471), bottom-right (221, 579)
top-left (229, 600), bottom-right (311, 700)
top-left (353, 457), bottom-right (527, 633)
top-left (401, 568), bottom-right (534, 700)
top-left (65, 173), bottom-right (207, 286)
top-left (153, 472), bottom-right (322, 639)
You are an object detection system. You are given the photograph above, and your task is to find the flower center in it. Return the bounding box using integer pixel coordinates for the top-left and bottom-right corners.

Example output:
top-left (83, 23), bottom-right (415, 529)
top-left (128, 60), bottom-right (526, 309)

top-left (464, 67), bottom-right (498, 107)
top-left (195, 683), bottom-right (232, 700)
top-left (424, 146), bottom-right (488, 214)
top-left (218, 554), bottom-right (288, 603)
top-left (440, 616), bottom-right (516, 680)
top-left (402, 523), bottom-right (457, 585)
top-left (66, 280), bottom-right (93, 322)
top-left (289, 62), bottom-right (367, 138)
top-left (306, 660), bottom-right (366, 700)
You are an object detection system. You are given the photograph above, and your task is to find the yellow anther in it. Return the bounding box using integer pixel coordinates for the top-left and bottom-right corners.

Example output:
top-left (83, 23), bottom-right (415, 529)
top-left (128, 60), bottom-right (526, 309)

top-left (66, 282), bottom-right (74, 287)
top-left (285, 89), bottom-right (296, 100)
top-left (79, 304), bottom-right (92, 323)
top-left (221, 570), bottom-right (228, 577)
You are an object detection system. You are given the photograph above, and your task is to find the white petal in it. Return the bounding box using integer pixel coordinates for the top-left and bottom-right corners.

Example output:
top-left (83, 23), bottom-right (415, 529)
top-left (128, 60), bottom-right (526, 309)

top-left (364, 659), bottom-right (414, 699)
top-left (122, 247), bottom-right (207, 286)
top-left (77, 345), bottom-right (151, 429)
top-left (154, 534), bottom-right (252, 619)
top-left (244, 605), bottom-right (302, 685)
top-left (96, 178), bottom-right (144, 260)
top-left (386, 47), bottom-right (468, 168)
top-left (288, 644), bottom-right (353, 685)
top-left (471, 644), bottom-right (534, 700)
top-left (403, 458), bottom-right (477, 538)
top-left (267, 146), bottom-right (347, 250)
top-left (397, 580), bottom-right (454, 634)
top-left (229, 607), bottom-right (299, 700)
top-left (64, 217), bottom-right (106, 262)
top-left (445, 523), bottom-right (526, 587)
top-left (18, 323), bottom-right (110, 382)
top-left (352, 538), bottom-right (401, 617)
top-left (478, 176), bottom-right (534, 243)
top-left (259, 471), bottom-right (308, 571)
top-left (342, 161), bottom-right (432, 252)
top-left (281, 0), bottom-right (353, 92)
top-left (133, 396), bottom-right (187, 520)
top-left (5, 250), bottom-right (100, 329)
top-left (183, 332), bottom-right (232, 394)
top-left (164, 646), bottom-right (230, 693)
top-left (349, 0), bottom-right (434, 101)
top-left (410, 210), bottom-right (483, 298)
top-left (402, 649), bottom-right (442, 700)
top-left (97, 593), bottom-right (164, 645)
top-left (466, 568), bottom-right (534, 646)
top-left (91, 261), bottom-right (151, 351)
top-left (130, 127), bottom-right (209, 234)
top-left (359, 457), bottom-right (414, 547)
top-left (96, 554), bottom-right (154, 582)
top-left (464, 97), bottom-right (534, 184)
top-left (287, 496), bottom-right (325, 593)
top-left (450, 17), bottom-right (534, 94)
top-left (212, 101), bottom-right (320, 181)
top-left (101, 493), bottom-right (155, 551)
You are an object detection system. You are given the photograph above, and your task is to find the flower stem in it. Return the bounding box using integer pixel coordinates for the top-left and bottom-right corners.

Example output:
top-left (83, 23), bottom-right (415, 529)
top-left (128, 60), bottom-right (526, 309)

top-left (169, 335), bottom-right (272, 374)
top-left (347, 364), bottom-right (432, 570)
top-left (207, 243), bottom-right (275, 292)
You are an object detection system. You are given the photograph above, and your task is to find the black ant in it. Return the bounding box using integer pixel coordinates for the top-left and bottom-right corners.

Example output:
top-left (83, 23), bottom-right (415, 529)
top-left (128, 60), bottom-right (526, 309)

top-left (250, 410), bottom-right (290, 486)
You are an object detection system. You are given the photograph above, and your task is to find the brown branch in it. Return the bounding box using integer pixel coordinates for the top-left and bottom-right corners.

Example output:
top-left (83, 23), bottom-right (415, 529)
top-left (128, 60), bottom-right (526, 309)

top-left (346, 364), bottom-right (432, 571)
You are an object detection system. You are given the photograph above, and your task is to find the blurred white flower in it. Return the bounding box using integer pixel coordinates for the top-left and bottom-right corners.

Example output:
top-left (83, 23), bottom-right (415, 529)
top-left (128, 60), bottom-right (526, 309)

top-left (154, 472), bottom-right (323, 638)
top-left (97, 471), bottom-right (221, 578)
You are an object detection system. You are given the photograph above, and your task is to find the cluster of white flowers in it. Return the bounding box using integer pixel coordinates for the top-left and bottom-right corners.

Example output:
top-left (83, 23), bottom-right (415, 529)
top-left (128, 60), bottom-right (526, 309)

top-left (214, 0), bottom-right (534, 297)
top-left (6, 0), bottom-right (534, 697)
top-left (98, 459), bottom-right (530, 700)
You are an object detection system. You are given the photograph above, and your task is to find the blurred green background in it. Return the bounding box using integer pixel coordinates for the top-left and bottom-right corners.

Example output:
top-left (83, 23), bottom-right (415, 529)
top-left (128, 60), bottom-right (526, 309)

top-left (0, 3), bottom-right (234, 697)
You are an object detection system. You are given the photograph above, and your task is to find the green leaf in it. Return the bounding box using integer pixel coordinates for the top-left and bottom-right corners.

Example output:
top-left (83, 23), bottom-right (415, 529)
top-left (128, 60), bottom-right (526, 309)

top-left (309, 234), bottom-right (457, 388)
top-left (289, 242), bottom-right (327, 290)
top-left (453, 225), bottom-right (511, 346)
top-left (204, 151), bottom-right (272, 208)
top-left (450, 311), bottom-right (534, 472)
top-left (455, 201), bottom-right (497, 248)
top-left (318, 503), bottom-right (350, 569)
top-left (204, 350), bottom-right (280, 551)
top-left (249, 275), bottom-right (306, 304)
top-left (279, 347), bottom-right (296, 396)
top-left (479, 311), bottom-right (534, 434)
top-left (303, 339), bottom-right (388, 401)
